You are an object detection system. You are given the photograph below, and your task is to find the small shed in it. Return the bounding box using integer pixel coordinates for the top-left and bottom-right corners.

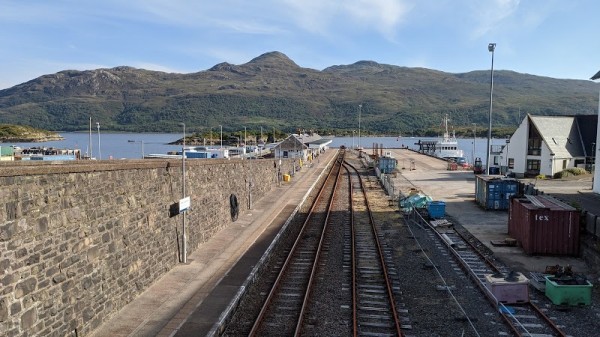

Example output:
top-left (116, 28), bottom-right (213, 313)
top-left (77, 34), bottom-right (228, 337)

top-left (508, 195), bottom-right (580, 256)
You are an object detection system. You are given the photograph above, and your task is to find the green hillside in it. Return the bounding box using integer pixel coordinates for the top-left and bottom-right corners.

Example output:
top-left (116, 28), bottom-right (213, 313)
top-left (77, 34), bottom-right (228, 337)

top-left (0, 51), bottom-right (597, 137)
top-left (0, 124), bottom-right (63, 142)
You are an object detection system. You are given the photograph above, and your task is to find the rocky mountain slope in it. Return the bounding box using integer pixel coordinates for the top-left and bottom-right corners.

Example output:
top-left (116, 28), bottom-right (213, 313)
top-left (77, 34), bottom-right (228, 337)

top-left (0, 51), bottom-right (597, 136)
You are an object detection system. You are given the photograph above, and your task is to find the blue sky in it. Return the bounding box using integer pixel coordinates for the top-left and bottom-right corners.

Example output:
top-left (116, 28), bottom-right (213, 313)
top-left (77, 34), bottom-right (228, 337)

top-left (1, 0), bottom-right (599, 89)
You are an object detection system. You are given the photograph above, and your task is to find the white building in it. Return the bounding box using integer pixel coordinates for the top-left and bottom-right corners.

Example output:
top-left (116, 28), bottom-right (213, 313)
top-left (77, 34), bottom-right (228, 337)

top-left (498, 114), bottom-right (597, 178)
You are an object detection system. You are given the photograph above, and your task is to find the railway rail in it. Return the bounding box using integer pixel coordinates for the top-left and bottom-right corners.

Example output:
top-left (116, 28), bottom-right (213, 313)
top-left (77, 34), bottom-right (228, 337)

top-left (246, 152), bottom-right (409, 337)
top-left (405, 206), bottom-right (569, 337)
top-left (345, 161), bottom-right (407, 336)
top-left (248, 152), bottom-right (345, 336)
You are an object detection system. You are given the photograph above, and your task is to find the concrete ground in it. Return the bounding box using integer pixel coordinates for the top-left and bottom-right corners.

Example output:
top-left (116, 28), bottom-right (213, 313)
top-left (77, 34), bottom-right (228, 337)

top-left (387, 148), bottom-right (597, 278)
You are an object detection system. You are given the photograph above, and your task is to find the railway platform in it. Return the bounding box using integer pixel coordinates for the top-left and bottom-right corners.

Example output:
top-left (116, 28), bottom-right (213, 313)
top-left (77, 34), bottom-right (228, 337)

top-left (89, 149), bottom-right (338, 337)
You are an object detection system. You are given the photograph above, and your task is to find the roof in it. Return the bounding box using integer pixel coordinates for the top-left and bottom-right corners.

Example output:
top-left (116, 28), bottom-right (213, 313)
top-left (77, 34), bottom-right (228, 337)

top-left (309, 138), bottom-right (333, 145)
top-left (297, 134), bottom-right (322, 144)
top-left (591, 70), bottom-right (600, 80)
top-left (529, 115), bottom-right (597, 158)
top-left (274, 135), bottom-right (307, 151)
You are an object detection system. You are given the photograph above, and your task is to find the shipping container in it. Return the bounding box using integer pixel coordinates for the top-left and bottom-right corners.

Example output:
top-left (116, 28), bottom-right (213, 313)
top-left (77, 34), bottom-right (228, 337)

top-left (475, 175), bottom-right (519, 210)
top-left (378, 156), bottom-right (397, 174)
top-left (508, 195), bottom-right (580, 256)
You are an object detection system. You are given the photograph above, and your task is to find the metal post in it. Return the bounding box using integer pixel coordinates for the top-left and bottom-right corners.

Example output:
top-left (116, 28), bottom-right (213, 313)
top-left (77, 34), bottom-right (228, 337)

top-left (89, 117), bottom-right (92, 159)
top-left (219, 125), bottom-right (223, 149)
top-left (358, 104), bottom-right (362, 149)
top-left (96, 122), bottom-right (101, 160)
top-left (472, 123), bottom-right (476, 165)
top-left (180, 123), bottom-right (187, 264)
top-left (486, 43), bottom-right (496, 175)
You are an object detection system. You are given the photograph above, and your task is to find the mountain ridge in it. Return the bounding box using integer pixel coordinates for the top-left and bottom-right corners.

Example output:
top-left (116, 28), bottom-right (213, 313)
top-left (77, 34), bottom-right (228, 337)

top-left (0, 51), bottom-right (597, 135)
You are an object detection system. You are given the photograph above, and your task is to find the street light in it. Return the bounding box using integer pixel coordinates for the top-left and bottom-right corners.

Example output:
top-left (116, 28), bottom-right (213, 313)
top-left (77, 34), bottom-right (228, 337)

top-left (358, 104), bottom-right (362, 150)
top-left (219, 125), bottom-right (223, 149)
top-left (472, 123), bottom-right (476, 165)
top-left (179, 122), bottom-right (187, 264)
top-left (486, 43), bottom-right (496, 175)
top-left (96, 122), bottom-right (101, 160)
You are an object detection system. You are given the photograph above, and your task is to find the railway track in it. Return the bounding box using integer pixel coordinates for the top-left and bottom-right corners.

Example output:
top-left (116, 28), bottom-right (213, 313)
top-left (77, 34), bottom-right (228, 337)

top-left (246, 153), bottom-right (409, 337)
top-left (345, 161), bottom-right (407, 336)
top-left (248, 152), bottom-right (345, 336)
top-left (405, 208), bottom-right (570, 337)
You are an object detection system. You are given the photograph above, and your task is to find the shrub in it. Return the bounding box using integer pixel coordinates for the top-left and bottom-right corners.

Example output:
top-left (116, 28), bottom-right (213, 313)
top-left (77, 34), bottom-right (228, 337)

top-left (553, 167), bottom-right (588, 179)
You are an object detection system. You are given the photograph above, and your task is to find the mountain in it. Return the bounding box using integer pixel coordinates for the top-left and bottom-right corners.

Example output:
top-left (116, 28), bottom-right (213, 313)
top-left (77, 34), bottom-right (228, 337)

top-left (0, 51), bottom-right (598, 136)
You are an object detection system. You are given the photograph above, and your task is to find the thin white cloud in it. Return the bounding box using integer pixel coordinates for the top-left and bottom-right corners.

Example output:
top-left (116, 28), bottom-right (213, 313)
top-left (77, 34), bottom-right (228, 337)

top-left (343, 0), bottom-right (413, 39)
top-left (212, 19), bottom-right (289, 35)
top-left (468, 0), bottom-right (521, 38)
top-left (281, 0), bottom-right (413, 39)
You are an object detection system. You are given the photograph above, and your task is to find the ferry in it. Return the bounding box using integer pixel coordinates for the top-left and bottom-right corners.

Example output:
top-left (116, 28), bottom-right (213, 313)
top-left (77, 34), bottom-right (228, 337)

top-left (415, 114), bottom-right (465, 162)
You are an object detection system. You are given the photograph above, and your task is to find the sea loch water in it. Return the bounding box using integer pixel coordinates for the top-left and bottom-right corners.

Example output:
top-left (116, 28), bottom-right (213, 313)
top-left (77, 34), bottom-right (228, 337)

top-left (2, 133), bottom-right (506, 162)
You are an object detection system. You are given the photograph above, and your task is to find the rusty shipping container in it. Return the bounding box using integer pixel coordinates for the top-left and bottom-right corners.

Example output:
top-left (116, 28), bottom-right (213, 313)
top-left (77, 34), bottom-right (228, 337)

top-left (508, 195), bottom-right (580, 256)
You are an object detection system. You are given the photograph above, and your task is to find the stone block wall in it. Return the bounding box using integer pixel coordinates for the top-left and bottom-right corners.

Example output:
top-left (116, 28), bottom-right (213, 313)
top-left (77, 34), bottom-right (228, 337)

top-left (0, 158), bottom-right (293, 337)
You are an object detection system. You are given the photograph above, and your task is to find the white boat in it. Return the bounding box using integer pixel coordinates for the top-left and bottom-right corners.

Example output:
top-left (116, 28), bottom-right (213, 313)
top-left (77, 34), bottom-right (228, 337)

top-left (434, 114), bottom-right (464, 159)
top-left (416, 114), bottom-right (464, 160)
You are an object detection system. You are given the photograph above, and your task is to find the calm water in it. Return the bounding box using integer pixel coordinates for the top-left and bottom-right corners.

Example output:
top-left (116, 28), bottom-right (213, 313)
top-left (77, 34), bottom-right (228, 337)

top-left (1, 133), bottom-right (183, 159)
top-left (1, 133), bottom-right (506, 162)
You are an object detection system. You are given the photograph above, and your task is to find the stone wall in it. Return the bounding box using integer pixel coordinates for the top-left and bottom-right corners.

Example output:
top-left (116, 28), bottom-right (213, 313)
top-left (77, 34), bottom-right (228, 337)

top-left (0, 158), bottom-right (294, 337)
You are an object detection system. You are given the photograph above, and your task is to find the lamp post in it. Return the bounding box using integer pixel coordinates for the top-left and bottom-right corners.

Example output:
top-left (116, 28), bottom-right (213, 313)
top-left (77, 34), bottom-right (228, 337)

top-left (219, 125), bottom-right (223, 149)
top-left (591, 70), bottom-right (600, 193)
top-left (352, 130), bottom-right (356, 149)
top-left (505, 138), bottom-right (510, 171)
top-left (96, 122), bottom-right (101, 160)
top-left (358, 104), bottom-right (362, 150)
top-left (485, 43), bottom-right (496, 175)
top-left (471, 123), bottom-right (476, 165)
top-left (179, 122), bottom-right (187, 264)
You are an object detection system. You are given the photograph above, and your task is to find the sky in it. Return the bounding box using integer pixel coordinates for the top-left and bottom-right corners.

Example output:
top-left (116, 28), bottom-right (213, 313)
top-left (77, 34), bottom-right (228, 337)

top-left (1, 0), bottom-right (599, 90)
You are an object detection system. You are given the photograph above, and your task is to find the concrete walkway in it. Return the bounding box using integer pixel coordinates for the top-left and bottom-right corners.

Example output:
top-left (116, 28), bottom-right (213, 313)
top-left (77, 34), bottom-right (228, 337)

top-left (89, 150), bottom-right (337, 337)
top-left (388, 148), bottom-right (596, 278)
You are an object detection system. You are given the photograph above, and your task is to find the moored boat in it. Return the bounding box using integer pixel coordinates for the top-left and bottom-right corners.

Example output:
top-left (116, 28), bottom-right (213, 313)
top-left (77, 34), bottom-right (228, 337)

top-left (416, 114), bottom-right (465, 162)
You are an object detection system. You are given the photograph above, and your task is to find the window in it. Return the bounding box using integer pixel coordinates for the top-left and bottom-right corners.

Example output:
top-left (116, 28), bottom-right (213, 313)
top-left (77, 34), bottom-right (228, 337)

top-left (562, 160), bottom-right (567, 170)
top-left (527, 159), bottom-right (540, 171)
top-left (508, 158), bottom-right (514, 169)
top-left (528, 138), bottom-right (542, 155)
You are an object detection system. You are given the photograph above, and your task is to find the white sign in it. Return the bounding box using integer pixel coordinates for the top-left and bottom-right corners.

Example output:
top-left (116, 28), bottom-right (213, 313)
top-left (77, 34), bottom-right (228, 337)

top-left (179, 196), bottom-right (191, 212)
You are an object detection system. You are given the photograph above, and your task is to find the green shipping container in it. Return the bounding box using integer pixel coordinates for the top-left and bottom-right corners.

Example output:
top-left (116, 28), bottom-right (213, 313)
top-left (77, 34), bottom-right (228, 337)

top-left (544, 276), bottom-right (592, 306)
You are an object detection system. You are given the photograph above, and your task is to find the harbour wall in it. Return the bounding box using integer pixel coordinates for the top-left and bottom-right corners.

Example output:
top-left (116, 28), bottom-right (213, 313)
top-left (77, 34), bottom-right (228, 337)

top-left (0, 158), bottom-right (296, 337)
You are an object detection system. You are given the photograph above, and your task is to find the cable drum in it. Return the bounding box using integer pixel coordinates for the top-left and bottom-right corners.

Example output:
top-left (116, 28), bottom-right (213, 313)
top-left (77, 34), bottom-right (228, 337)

top-left (230, 194), bottom-right (239, 221)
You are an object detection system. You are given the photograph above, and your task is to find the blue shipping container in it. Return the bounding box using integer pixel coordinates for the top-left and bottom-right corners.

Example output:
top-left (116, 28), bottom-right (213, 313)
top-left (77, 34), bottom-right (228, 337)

top-left (378, 156), bottom-right (397, 174)
top-left (427, 201), bottom-right (446, 218)
top-left (475, 175), bottom-right (519, 210)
